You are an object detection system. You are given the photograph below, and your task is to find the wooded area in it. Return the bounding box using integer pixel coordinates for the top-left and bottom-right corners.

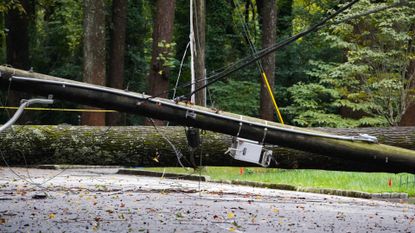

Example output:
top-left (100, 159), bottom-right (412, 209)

top-left (0, 1), bottom-right (415, 172)
top-left (1, 0), bottom-right (413, 127)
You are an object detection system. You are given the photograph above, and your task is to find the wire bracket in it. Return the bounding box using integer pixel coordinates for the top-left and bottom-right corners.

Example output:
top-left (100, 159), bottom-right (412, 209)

top-left (185, 110), bottom-right (197, 119)
top-left (261, 128), bottom-right (268, 145)
top-left (236, 122), bottom-right (243, 137)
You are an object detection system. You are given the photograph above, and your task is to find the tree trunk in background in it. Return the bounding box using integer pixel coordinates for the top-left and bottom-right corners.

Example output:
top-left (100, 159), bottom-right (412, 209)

top-left (82, 0), bottom-right (106, 126)
top-left (194, 0), bottom-right (206, 106)
top-left (107, 0), bottom-right (127, 126)
top-left (0, 14), bottom-right (5, 61)
top-left (258, 0), bottom-right (277, 121)
top-left (400, 59), bottom-right (415, 126)
top-left (145, 0), bottom-right (176, 125)
top-left (5, 0), bottom-right (32, 123)
top-left (400, 22), bottom-right (415, 126)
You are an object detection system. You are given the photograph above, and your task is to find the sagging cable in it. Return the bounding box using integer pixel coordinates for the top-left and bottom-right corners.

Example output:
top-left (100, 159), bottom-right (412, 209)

top-left (0, 98), bottom-right (54, 133)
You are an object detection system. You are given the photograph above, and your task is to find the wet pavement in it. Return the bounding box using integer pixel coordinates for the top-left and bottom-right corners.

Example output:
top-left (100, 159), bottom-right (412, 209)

top-left (0, 167), bottom-right (414, 232)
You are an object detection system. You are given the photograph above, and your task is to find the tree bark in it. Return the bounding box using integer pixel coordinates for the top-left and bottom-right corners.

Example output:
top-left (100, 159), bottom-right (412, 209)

top-left (82, 0), bottom-right (106, 126)
top-left (1, 125), bottom-right (415, 173)
top-left (400, 59), bottom-right (415, 126)
top-left (258, 0), bottom-right (277, 121)
top-left (145, 0), bottom-right (176, 125)
top-left (194, 0), bottom-right (206, 106)
top-left (399, 23), bottom-right (415, 126)
top-left (107, 0), bottom-right (127, 126)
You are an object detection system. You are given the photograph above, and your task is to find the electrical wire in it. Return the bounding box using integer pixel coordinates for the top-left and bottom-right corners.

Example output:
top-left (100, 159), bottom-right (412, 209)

top-left (148, 0), bottom-right (407, 102)
top-left (172, 41), bottom-right (191, 100)
top-left (185, 0), bottom-right (361, 99)
top-left (142, 0), bottom-right (359, 101)
top-left (232, 0), bottom-right (285, 124)
top-left (149, 118), bottom-right (188, 168)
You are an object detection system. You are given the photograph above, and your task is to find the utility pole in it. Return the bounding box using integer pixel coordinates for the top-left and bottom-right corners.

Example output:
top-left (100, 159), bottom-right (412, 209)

top-left (193, 0), bottom-right (206, 106)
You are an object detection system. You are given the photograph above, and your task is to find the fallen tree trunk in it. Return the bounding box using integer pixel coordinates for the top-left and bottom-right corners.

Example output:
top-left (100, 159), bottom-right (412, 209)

top-left (1, 125), bottom-right (414, 172)
top-left (1, 66), bottom-right (415, 173)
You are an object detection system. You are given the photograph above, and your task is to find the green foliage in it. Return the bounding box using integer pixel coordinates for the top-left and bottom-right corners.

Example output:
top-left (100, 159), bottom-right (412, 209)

top-left (122, 0), bottom-right (152, 124)
top-left (0, 0), bottom-right (23, 13)
top-left (286, 0), bottom-right (415, 127)
top-left (124, 0), bottom-right (151, 93)
top-left (156, 40), bottom-right (178, 72)
top-left (210, 80), bottom-right (260, 116)
top-left (31, 0), bottom-right (83, 78)
top-left (206, 0), bottom-right (239, 70)
top-left (0, 0), bottom-right (25, 64)
top-left (1, 0), bottom-right (413, 128)
top-left (146, 167), bottom-right (415, 196)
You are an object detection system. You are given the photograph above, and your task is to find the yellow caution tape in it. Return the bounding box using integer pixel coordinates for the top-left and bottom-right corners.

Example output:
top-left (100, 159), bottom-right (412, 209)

top-left (261, 72), bottom-right (284, 125)
top-left (0, 106), bottom-right (117, 113)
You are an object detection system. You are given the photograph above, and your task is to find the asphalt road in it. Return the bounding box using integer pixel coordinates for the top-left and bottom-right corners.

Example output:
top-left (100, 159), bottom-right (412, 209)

top-left (0, 167), bottom-right (414, 232)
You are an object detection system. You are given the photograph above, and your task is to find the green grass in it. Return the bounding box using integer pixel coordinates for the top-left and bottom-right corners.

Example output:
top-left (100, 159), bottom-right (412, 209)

top-left (144, 167), bottom-right (415, 196)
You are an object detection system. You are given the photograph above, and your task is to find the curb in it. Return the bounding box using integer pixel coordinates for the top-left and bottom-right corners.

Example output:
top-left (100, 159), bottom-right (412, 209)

top-left (35, 166), bottom-right (409, 200)
top-left (117, 169), bottom-right (210, 182)
top-left (37, 164), bottom-right (124, 170)
top-left (215, 180), bottom-right (408, 200)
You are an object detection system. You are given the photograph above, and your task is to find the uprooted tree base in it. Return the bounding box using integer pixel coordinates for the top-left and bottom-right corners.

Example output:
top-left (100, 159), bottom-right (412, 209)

top-left (1, 125), bottom-right (414, 172)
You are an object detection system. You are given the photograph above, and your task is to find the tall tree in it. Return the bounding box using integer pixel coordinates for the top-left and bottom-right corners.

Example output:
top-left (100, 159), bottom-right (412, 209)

top-left (399, 59), bottom-right (415, 126)
top-left (107, 0), bottom-right (127, 126)
top-left (257, 0), bottom-right (277, 121)
top-left (146, 0), bottom-right (176, 125)
top-left (285, 1), bottom-right (415, 127)
top-left (193, 0), bottom-right (206, 106)
top-left (5, 0), bottom-right (33, 123)
top-left (400, 23), bottom-right (415, 126)
top-left (82, 0), bottom-right (106, 126)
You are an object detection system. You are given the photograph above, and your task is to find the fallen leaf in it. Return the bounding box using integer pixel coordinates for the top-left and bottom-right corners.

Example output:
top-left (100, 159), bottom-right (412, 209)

top-left (48, 213), bottom-right (56, 219)
top-left (227, 212), bottom-right (235, 219)
top-left (232, 221), bottom-right (241, 228)
top-left (176, 212), bottom-right (184, 218)
top-left (0, 218), bottom-right (6, 224)
top-left (229, 227), bottom-right (236, 232)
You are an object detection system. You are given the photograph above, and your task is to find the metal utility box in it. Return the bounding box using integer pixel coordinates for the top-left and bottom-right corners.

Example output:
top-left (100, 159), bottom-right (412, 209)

top-left (227, 137), bottom-right (272, 167)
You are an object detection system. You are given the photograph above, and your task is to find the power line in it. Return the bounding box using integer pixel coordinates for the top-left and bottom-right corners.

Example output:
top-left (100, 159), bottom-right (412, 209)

top-left (185, 0), bottom-right (361, 99)
top-left (146, 0), bottom-right (407, 102)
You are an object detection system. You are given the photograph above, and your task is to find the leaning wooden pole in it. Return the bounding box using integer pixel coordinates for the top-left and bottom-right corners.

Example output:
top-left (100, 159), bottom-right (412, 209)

top-left (1, 66), bottom-right (415, 173)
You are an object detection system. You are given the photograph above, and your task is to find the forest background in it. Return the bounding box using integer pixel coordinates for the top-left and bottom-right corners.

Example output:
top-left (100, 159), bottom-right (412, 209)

top-left (0, 0), bottom-right (414, 128)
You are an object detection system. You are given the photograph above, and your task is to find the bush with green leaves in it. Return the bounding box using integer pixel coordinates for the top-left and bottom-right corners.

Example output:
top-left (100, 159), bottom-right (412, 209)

top-left (210, 80), bottom-right (260, 117)
top-left (286, 0), bottom-right (415, 127)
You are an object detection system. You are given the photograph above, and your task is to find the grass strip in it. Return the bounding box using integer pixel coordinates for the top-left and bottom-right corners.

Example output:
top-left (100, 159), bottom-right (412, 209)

top-left (144, 167), bottom-right (415, 196)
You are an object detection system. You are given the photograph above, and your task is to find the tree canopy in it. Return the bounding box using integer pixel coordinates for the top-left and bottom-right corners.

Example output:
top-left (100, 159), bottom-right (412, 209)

top-left (0, 0), bottom-right (414, 127)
